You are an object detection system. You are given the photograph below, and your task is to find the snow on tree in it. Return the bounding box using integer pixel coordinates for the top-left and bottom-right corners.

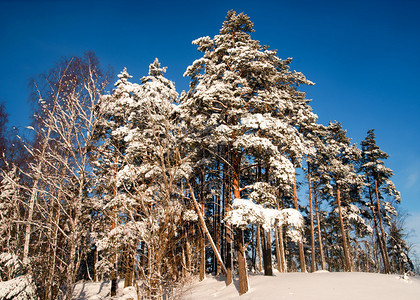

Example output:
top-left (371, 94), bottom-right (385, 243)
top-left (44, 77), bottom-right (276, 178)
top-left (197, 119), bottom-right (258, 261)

top-left (0, 253), bottom-right (36, 300)
top-left (180, 10), bottom-right (317, 291)
top-left (94, 59), bottom-right (188, 298)
top-left (360, 129), bottom-right (401, 274)
top-left (20, 52), bottom-right (111, 299)
top-left (317, 121), bottom-right (364, 272)
top-left (226, 199), bottom-right (303, 242)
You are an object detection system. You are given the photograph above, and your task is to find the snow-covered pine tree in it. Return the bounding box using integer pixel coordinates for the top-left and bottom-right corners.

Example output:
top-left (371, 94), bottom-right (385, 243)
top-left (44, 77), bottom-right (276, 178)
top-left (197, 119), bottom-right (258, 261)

top-left (360, 129), bottom-right (401, 274)
top-left (93, 67), bottom-right (136, 295)
top-left (303, 123), bottom-right (329, 272)
top-left (94, 60), bottom-right (188, 298)
top-left (321, 121), bottom-right (363, 272)
top-left (180, 10), bottom-right (315, 292)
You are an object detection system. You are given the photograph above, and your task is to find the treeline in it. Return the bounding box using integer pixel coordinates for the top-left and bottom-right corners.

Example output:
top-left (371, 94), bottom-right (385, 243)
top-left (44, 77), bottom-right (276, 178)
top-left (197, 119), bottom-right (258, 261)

top-left (0, 10), bottom-right (413, 300)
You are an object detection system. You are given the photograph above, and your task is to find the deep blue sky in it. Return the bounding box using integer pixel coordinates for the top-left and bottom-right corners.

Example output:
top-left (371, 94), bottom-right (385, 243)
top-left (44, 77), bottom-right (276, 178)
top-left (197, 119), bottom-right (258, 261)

top-left (1, 0), bottom-right (419, 252)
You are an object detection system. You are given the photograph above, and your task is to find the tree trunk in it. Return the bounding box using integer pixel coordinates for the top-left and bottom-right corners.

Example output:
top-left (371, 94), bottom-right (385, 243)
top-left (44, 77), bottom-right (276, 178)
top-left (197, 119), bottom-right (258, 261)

top-left (199, 230), bottom-right (206, 281)
top-left (199, 169), bottom-right (206, 280)
top-left (374, 178), bottom-right (391, 274)
top-left (23, 115), bottom-right (56, 263)
top-left (223, 154), bottom-right (233, 286)
top-left (124, 248), bottom-right (134, 287)
top-left (261, 227), bottom-right (273, 276)
top-left (307, 165), bottom-right (316, 272)
top-left (314, 192), bottom-right (326, 270)
top-left (236, 228), bottom-right (249, 295)
top-left (336, 186), bottom-right (352, 272)
top-left (232, 148), bottom-right (248, 291)
top-left (292, 170), bottom-right (306, 272)
top-left (215, 200), bottom-right (221, 276)
top-left (275, 226), bottom-right (282, 272)
top-left (93, 246), bottom-right (98, 281)
top-left (185, 180), bottom-right (227, 277)
top-left (366, 173), bottom-right (388, 273)
top-left (256, 225), bottom-right (262, 272)
top-left (275, 201), bottom-right (287, 273)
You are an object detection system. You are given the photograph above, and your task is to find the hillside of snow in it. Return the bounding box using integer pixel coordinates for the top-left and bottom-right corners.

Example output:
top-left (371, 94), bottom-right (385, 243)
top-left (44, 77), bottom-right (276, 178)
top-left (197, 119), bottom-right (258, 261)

top-left (73, 271), bottom-right (420, 299)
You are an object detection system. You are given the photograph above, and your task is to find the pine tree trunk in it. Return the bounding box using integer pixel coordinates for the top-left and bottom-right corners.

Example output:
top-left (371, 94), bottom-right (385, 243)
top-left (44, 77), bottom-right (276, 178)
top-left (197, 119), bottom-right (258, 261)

top-left (185, 180), bottom-right (227, 278)
top-left (185, 233), bottom-right (191, 272)
top-left (215, 152), bottom-right (221, 276)
top-left (307, 165), bottom-right (316, 272)
top-left (199, 171), bottom-right (206, 281)
top-left (256, 225), bottom-right (262, 272)
top-left (232, 148), bottom-right (248, 291)
top-left (369, 221), bottom-right (379, 272)
top-left (124, 248), bottom-right (134, 287)
top-left (93, 245), bottom-right (98, 282)
top-left (336, 186), bottom-right (352, 272)
top-left (275, 226), bottom-right (282, 272)
top-left (279, 226), bottom-right (287, 272)
top-left (236, 228), bottom-right (249, 295)
top-left (292, 169), bottom-right (306, 272)
top-left (261, 227), bottom-right (273, 276)
top-left (366, 172), bottom-right (388, 273)
top-left (222, 152), bottom-right (233, 285)
top-left (215, 202), bottom-right (221, 276)
top-left (199, 230), bottom-right (206, 281)
top-left (374, 179), bottom-right (391, 274)
top-left (314, 192), bottom-right (326, 270)
top-left (275, 201), bottom-right (287, 272)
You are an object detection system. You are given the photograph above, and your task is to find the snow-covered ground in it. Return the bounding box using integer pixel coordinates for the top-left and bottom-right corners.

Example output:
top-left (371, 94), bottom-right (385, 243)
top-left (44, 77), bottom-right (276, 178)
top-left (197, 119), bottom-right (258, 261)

top-left (73, 271), bottom-right (420, 300)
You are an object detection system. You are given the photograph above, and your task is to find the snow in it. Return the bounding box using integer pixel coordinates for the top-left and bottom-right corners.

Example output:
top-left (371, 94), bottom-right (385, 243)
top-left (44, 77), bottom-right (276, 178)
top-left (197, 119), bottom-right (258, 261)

top-left (183, 271), bottom-right (420, 300)
top-left (225, 199), bottom-right (303, 241)
top-left (73, 280), bottom-right (136, 300)
top-left (72, 272), bottom-right (420, 299)
top-left (0, 274), bottom-right (36, 300)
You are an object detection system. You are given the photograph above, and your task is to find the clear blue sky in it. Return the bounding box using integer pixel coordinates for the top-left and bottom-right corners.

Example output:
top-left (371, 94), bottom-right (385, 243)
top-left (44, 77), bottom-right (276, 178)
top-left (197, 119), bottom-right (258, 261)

top-left (1, 0), bottom-right (419, 253)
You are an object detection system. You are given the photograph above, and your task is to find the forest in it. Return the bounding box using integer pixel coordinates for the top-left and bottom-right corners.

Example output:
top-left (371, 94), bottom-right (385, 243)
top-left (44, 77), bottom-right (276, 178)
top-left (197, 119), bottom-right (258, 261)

top-left (0, 10), bottom-right (414, 300)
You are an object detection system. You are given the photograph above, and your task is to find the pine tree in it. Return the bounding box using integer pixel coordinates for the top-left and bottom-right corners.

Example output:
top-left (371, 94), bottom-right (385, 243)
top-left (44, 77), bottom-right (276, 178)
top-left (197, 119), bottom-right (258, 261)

top-left (360, 129), bottom-right (401, 274)
top-left (321, 122), bottom-right (363, 271)
top-left (181, 10), bottom-right (314, 292)
top-left (94, 60), bottom-right (191, 298)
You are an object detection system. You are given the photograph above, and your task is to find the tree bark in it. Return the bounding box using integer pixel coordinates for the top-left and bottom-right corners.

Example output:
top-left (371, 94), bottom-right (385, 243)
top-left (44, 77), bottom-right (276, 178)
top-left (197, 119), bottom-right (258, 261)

top-left (124, 248), bottom-right (134, 287)
top-left (261, 227), bottom-right (273, 276)
top-left (366, 172), bottom-right (389, 273)
top-left (236, 228), bottom-right (249, 295)
top-left (374, 178), bottom-right (391, 274)
top-left (314, 192), bottom-right (326, 270)
top-left (336, 186), bottom-right (352, 271)
top-left (199, 230), bottom-right (206, 281)
top-left (232, 148), bottom-right (248, 291)
top-left (199, 169), bottom-right (206, 281)
top-left (292, 169), bottom-right (306, 272)
top-left (256, 225), bottom-right (262, 272)
top-left (307, 165), bottom-right (316, 272)
top-left (275, 226), bottom-right (282, 272)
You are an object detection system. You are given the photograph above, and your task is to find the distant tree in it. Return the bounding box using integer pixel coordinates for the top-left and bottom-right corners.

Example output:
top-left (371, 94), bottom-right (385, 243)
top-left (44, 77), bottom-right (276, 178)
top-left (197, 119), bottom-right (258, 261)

top-left (387, 212), bottom-right (413, 274)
